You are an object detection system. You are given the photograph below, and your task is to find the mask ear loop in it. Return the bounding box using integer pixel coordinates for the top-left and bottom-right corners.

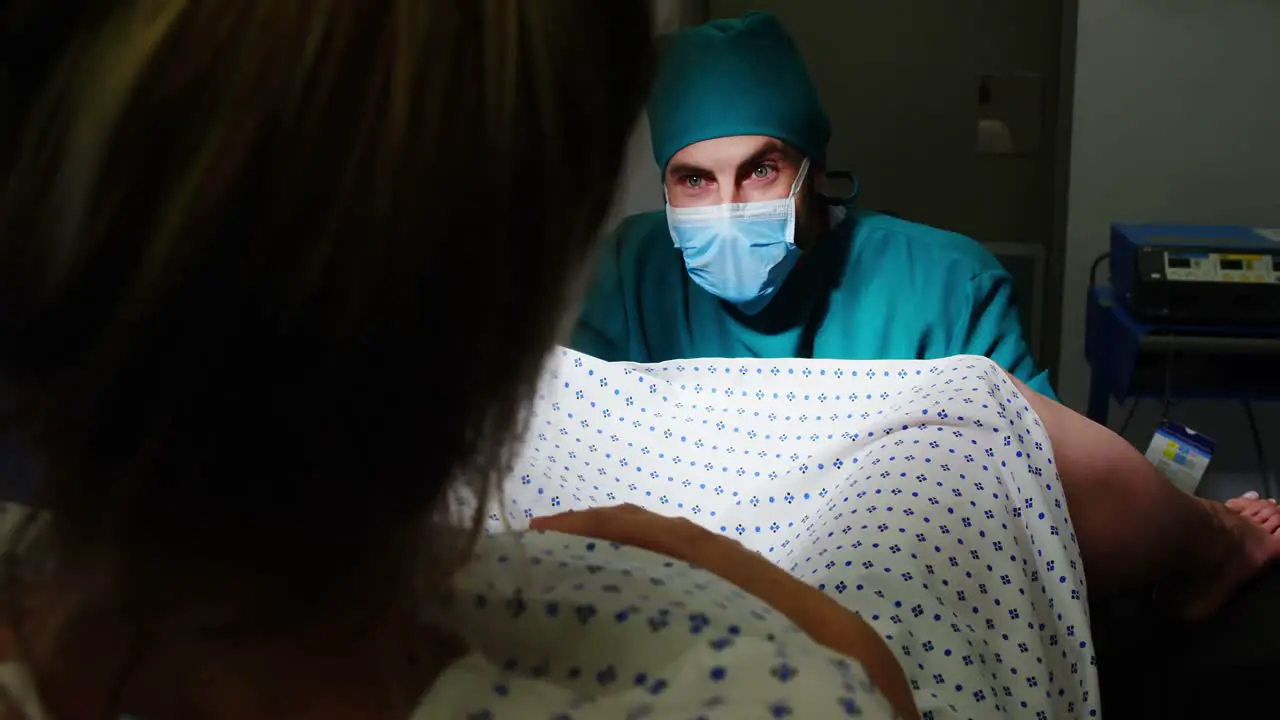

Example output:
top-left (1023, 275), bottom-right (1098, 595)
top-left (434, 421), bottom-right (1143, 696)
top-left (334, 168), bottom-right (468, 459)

top-left (821, 170), bottom-right (859, 206)
top-left (789, 158), bottom-right (812, 198)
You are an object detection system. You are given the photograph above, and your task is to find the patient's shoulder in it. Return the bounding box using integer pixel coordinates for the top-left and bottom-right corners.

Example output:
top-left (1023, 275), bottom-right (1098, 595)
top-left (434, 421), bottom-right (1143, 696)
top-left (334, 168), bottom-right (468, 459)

top-left (0, 504), bottom-right (47, 667)
top-left (0, 663), bottom-right (34, 719)
top-left (0, 629), bottom-right (34, 719)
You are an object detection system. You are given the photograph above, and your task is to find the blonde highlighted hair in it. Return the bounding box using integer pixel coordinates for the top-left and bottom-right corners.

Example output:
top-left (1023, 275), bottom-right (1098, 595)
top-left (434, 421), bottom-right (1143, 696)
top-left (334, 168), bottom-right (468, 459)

top-left (0, 0), bottom-right (652, 715)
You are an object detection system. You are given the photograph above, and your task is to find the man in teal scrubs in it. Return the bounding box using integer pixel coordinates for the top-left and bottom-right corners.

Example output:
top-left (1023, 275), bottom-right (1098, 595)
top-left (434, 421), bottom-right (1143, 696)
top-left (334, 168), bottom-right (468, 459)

top-left (571, 11), bottom-right (1054, 397)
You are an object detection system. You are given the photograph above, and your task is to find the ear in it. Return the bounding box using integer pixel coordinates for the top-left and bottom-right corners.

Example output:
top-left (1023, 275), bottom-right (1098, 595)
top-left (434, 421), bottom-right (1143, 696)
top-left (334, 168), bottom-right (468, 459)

top-left (802, 172), bottom-right (820, 198)
top-left (801, 175), bottom-right (826, 219)
top-left (793, 179), bottom-right (827, 243)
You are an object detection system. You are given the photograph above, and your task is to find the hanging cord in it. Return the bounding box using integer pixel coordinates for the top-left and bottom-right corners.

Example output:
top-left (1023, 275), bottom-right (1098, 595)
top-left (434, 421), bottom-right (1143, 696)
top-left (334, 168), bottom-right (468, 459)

top-left (1241, 400), bottom-right (1275, 498)
top-left (1115, 398), bottom-right (1141, 437)
top-left (1160, 350), bottom-right (1177, 421)
top-left (1089, 251), bottom-right (1110, 287)
top-left (1118, 351), bottom-right (1177, 437)
top-left (1089, 251), bottom-right (1138, 434)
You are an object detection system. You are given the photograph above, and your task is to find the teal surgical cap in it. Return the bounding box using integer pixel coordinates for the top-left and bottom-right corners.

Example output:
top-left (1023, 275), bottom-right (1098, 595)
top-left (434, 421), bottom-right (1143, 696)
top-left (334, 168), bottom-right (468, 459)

top-left (648, 12), bottom-right (831, 172)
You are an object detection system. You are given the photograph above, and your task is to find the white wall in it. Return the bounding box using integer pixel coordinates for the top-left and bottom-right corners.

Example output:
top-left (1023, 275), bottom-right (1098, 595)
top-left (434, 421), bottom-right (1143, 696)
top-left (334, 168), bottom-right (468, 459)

top-left (601, 0), bottom-right (699, 230)
top-left (603, 113), bottom-right (664, 231)
top-left (1059, 0), bottom-right (1280, 492)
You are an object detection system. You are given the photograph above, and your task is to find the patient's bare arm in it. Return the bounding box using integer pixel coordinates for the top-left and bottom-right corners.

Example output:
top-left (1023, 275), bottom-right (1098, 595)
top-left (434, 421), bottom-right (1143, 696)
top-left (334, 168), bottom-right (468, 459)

top-left (532, 506), bottom-right (921, 720)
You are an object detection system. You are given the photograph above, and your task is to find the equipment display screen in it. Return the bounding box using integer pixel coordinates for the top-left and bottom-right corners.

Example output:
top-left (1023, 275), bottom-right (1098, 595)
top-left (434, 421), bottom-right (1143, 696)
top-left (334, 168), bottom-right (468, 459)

top-left (1161, 251), bottom-right (1277, 283)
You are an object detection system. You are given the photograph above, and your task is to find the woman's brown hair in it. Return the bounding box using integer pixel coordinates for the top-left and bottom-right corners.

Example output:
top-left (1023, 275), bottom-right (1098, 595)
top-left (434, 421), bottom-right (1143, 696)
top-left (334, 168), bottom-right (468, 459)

top-left (0, 0), bottom-right (652, 710)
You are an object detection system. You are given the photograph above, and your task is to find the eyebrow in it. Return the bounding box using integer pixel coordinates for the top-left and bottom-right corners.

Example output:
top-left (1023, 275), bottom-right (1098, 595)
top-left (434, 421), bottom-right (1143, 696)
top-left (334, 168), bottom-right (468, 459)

top-left (666, 141), bottom-right (791, 179)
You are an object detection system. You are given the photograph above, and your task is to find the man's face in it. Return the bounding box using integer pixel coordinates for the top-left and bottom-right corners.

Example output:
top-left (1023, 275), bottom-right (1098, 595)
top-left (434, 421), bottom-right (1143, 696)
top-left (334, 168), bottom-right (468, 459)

top-left (664, 135), bottom-right (806, 208)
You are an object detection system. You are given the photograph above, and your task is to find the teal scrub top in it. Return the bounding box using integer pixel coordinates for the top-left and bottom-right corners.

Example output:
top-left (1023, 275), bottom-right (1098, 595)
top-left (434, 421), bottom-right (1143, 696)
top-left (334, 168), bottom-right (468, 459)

top-left (571, 208), bottom-right (1055, 399)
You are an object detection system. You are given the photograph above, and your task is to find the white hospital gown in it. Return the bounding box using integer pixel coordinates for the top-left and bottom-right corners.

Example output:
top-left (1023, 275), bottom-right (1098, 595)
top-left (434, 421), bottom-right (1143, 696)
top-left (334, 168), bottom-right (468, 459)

top-left (0, 351), bottom-right (1100, 719)
top-left (441, 350), bottom-right (1099, 719)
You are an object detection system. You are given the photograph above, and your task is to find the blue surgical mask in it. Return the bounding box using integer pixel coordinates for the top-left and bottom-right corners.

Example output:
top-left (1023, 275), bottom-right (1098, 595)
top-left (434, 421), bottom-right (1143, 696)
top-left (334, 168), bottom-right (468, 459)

top-left (666, 159), bottom-right (810, 315)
